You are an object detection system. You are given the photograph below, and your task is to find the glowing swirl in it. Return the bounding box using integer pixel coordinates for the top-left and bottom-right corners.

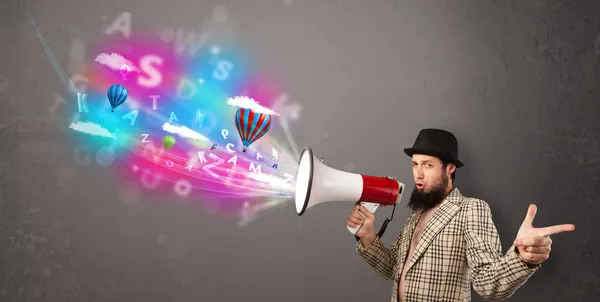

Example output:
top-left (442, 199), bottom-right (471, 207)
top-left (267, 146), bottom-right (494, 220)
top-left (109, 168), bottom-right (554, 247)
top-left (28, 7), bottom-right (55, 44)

top-left (23, 0), bottom-right (301, 222)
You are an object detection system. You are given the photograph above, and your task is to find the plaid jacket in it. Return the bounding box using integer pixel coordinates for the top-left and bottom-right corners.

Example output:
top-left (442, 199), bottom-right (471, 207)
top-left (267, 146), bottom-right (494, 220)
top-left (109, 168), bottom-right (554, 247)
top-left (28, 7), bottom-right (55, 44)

top-left (356, 188), bottom-right (542, 302)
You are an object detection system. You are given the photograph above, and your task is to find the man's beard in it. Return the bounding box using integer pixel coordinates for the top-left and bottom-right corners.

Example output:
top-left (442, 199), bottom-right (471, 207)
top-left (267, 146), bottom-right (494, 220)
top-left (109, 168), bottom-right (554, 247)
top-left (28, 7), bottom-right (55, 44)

top-left (407, 174), bottom-right (450, 212)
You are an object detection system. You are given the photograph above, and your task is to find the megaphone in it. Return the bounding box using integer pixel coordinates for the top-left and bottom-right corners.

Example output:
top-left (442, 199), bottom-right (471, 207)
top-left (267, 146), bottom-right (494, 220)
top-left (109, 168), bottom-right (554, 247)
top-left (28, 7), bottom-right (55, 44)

top-left (294, 147), bottom-right (405, 235)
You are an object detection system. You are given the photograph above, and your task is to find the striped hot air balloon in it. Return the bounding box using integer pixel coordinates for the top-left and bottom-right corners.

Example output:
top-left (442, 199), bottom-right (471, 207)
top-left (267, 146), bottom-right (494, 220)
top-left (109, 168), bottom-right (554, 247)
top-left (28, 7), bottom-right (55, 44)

top-left (235, 108), bottom-right (272, 152)
top-left (106, 84), bottom-right (128, 112)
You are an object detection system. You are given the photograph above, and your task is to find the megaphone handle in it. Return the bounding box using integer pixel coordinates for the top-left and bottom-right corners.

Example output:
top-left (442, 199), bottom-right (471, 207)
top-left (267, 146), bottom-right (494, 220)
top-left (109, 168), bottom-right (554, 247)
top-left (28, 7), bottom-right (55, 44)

top-left (347, 202), bottom-right (380, 235)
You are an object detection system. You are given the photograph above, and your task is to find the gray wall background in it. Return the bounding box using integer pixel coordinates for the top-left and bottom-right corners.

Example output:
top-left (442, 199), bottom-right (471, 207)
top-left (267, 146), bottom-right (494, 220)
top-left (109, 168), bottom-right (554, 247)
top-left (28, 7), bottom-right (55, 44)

top-left (1, 0), bottom-right (599, 301)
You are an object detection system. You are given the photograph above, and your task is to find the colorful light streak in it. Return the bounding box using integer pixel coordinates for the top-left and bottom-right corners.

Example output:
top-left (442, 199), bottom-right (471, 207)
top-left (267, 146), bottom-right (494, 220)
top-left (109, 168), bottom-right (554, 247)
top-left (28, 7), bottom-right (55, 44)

top-left (25, 4), bottom-right (301, 220)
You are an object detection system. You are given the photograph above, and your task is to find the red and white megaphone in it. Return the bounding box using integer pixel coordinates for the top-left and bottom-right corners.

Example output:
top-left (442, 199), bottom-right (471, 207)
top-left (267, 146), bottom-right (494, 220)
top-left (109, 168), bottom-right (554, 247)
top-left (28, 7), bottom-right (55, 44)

top-left (294, 147), bottom-right (405, 235)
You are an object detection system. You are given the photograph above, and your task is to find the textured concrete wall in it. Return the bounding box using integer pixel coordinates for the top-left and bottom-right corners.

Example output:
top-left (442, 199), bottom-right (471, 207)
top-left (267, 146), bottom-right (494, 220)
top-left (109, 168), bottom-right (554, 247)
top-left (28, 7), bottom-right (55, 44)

top-left (0, 0), bottom-right (598, 301)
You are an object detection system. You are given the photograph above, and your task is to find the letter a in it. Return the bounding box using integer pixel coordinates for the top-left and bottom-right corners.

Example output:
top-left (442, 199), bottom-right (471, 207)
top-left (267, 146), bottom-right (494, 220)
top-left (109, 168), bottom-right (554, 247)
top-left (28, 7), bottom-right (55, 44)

top-left (169, 112), bottom-right (179, 124)
top-left (104, 12), bottom-right (132, 39)
top-left (227, 155), bottom-right (238, 166)
top-left (121, 110), bottom-right (139, 126)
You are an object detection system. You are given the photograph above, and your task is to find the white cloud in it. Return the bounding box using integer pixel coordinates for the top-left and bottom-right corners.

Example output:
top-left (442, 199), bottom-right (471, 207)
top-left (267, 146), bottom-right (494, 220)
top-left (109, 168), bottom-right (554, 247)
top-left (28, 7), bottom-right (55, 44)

top-left (69, 121), bottom-right (116, 139)
top-left (226, 96), bottom-right (280, 115)
top-left (94, 52), bottom-right (139, 72)
top-left (161, 122), bottom-right (210, 142)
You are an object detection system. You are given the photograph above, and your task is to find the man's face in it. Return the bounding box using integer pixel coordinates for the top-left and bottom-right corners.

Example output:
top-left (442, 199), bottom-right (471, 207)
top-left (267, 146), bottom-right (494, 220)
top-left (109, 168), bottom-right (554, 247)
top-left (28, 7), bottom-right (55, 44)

top-left (407, 154), bottom-right (452, 212)
top-left (411, 154), bottom-right (447, 192)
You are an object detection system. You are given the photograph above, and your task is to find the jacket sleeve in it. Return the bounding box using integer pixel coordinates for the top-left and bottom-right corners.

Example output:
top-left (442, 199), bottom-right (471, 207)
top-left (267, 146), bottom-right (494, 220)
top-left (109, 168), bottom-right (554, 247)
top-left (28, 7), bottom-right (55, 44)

top-left (355, 230), bottom-right (403, 280)
top-left (465, 199), bottom-right (542, 300)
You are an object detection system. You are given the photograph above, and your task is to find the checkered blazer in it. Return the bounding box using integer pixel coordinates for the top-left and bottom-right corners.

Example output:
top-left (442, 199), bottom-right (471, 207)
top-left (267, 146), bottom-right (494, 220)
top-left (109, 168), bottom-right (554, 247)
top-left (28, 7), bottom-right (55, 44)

top-left (356, 188), bottom-right (542, 302)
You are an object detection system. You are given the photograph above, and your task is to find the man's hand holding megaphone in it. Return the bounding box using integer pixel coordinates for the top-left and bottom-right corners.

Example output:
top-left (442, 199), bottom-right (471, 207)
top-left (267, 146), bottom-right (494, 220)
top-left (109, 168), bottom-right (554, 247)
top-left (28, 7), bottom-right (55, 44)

top-left (347, 204), bottom-right (377, 248)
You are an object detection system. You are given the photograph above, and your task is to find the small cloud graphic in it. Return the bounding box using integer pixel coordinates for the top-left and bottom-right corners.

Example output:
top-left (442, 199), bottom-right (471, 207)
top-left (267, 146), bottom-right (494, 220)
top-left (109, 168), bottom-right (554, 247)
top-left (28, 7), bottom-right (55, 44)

top-left (226, 96), bottom-right (280, 115)
top-left (69, 121), bottom-right (116, 139)
top-left (161, 122), bottom-right (210, 142)
top-left (94, 52), bottom-right (139, 72)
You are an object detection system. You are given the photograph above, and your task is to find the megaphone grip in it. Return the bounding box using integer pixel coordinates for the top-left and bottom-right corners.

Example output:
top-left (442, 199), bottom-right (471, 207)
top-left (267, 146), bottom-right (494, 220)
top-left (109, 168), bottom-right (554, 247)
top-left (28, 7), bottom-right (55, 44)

top-left (347, 202), bottom-right (379, 235)
top-left (353, 203), bottom-right (397, 241)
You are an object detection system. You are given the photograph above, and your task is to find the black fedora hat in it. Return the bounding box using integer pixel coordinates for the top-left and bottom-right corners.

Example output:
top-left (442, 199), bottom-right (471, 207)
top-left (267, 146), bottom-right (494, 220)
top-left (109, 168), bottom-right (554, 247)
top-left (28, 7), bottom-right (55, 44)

top-left (403, 128), bottom-right (464, 168)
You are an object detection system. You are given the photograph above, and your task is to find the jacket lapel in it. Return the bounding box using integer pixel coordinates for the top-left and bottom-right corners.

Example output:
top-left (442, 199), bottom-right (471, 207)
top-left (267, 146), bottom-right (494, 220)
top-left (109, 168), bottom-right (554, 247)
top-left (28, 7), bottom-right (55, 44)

top-left (403, 188), bottom-right (463, 273)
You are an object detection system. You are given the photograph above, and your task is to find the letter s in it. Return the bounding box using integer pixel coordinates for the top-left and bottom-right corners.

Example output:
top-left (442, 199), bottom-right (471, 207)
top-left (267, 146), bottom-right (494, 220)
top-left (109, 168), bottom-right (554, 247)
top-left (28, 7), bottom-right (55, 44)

top-left (138, 55), bottom-right (163, 88)
top-left (213, 60), bottom-right (233, 81)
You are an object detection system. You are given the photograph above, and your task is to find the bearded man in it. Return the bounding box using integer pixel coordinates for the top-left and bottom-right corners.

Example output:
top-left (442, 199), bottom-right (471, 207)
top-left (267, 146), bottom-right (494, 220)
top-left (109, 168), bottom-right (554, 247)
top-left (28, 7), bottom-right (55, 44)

top-left (346, 128), bottom-right (575, 302)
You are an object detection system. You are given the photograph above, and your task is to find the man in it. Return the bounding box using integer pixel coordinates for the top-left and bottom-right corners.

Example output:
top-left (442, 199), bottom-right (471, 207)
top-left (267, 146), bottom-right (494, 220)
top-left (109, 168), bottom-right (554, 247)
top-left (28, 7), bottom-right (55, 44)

top-left (346, 128), bottom-right (575, 302)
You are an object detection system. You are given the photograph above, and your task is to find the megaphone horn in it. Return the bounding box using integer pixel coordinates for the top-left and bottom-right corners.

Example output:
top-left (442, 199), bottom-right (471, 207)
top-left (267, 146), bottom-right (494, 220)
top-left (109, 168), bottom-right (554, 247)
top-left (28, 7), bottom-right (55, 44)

top-left (294, 147), bottom-right (405, 235)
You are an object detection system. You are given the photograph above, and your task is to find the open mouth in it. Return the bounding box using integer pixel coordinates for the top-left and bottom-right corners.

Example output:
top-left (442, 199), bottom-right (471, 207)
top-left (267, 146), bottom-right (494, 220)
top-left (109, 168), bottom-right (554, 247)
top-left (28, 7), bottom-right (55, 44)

top-left (416, 183), bottom-right (424, 190)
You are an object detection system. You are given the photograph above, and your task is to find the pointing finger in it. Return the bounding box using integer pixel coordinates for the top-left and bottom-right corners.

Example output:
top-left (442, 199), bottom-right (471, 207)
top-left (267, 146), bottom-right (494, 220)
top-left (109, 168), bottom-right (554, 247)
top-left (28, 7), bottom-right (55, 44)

top-left (538, 224), bottom-right (576, 237)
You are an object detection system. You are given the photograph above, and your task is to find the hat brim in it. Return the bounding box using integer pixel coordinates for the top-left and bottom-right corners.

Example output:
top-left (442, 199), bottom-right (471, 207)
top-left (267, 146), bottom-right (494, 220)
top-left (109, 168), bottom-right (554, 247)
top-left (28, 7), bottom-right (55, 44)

top-left (404, 148), bottom-right (464, 168)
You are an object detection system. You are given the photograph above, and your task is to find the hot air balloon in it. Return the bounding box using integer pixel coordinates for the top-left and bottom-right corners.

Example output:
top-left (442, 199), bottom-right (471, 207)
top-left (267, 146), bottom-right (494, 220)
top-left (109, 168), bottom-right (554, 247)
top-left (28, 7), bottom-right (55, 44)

top-left (235, 108), bottom-right (272, 152)
top-left (107, 84), bottom-right (128, 112)
top-left (163, 135), bottom-right (176, 150)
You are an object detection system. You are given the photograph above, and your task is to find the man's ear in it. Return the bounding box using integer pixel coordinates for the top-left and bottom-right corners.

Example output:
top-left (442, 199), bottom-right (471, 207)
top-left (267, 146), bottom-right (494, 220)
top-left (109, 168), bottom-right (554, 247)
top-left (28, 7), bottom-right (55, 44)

top-left (447, 164), bottom-right (456, 175)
